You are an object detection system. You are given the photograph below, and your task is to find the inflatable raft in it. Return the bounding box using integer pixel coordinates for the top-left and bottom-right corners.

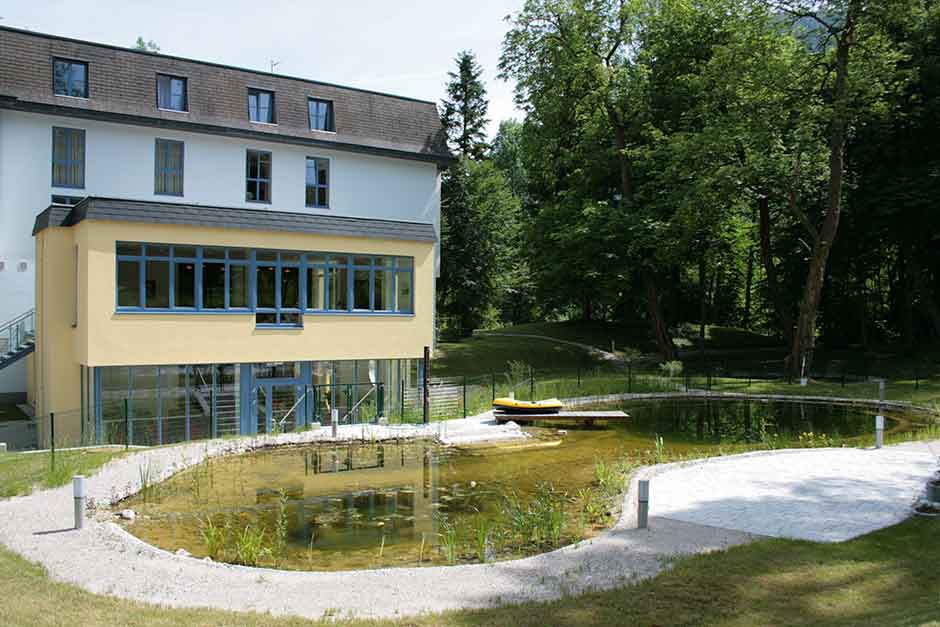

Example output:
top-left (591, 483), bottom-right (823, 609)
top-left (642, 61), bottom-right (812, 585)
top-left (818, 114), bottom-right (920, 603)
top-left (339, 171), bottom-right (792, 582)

top-left (492, 397), bottom-right (563, 415)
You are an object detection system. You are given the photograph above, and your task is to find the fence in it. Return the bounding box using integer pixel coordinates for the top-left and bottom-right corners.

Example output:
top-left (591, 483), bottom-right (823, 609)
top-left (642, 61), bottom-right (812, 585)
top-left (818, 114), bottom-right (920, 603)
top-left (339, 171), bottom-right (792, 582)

top-left (5, 356), bottom-right (940, 457)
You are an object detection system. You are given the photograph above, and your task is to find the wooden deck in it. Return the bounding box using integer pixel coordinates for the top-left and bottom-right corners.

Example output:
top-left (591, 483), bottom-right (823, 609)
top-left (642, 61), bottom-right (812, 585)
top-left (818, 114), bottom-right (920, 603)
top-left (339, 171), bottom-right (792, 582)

top-left (493, 410), bottom-right (628, 425)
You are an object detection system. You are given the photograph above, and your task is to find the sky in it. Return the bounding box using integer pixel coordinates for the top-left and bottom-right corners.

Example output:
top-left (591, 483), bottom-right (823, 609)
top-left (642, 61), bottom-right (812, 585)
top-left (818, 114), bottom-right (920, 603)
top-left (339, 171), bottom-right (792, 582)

top-left (2, 0), bottom-right (525, 138)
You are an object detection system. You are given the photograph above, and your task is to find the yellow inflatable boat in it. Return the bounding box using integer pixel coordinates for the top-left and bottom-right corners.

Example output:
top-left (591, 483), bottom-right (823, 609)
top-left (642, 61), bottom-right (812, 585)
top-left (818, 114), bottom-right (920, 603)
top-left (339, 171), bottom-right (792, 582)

top-left (492, 397), bottom-right (563, 415)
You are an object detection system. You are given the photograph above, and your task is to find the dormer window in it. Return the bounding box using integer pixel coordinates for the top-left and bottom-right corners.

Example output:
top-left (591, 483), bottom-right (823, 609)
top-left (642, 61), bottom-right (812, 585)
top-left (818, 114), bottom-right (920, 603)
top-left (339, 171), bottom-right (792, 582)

top-left (53, 58), bottom-right (88, 98)
top-left (308, 98), bottom-right (334, 131)
top-left (157, 74), bottom-right (187, 112)
top-left (248, 89), bottom-right (276, 124)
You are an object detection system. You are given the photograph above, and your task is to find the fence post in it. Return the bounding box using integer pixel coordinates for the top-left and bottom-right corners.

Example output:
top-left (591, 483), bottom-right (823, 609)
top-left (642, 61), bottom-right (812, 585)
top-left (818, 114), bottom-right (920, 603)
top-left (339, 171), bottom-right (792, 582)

top-left (628, 363), bottom-right (633, 394)
top-left (50, 412), bottom-right (56, 470)
top-left (577, 365), bottom-right (581, 388)
top-left (529, 369), bottom-right (535, 400)
top-left (377, 382), bottom-right (385, 421)
top-left (400, 379), bottom-right (405, 421)
top-left (210, 388), bottom-right (217, 438)
top-left (423, 345), bottom-right (430, 425)
top-left (124, 398), bottom-right (130, 449)
top-left (462, 376), bottom-right (467, 419)
top-left (491, 372), bottom-right (496, 402)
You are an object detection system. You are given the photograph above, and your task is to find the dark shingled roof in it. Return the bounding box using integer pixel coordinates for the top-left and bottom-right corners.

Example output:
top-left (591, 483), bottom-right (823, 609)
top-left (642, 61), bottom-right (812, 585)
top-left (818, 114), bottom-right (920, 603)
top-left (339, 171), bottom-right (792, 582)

top-left (0, 26), bottom-right (453, 165)
top-left (33, 197), bottom-right (437, 243)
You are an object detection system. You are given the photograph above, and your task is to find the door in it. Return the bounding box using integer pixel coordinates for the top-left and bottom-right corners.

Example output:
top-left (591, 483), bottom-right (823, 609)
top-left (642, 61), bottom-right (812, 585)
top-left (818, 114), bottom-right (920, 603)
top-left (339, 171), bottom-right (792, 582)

top-left (255, 381), bottom-right (301, 434)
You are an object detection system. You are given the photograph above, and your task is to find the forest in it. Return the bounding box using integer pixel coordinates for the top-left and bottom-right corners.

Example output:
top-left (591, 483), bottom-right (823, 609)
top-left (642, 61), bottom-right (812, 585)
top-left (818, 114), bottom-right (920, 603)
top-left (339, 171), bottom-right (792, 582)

top-left (434, 0), bottom-right (940, 376)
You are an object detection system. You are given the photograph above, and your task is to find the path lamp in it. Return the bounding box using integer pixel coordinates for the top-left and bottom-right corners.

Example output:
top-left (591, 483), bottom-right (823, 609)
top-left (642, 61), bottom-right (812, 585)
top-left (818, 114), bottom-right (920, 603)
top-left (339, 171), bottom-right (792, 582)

top-left (875, 415), bottom-right (884, 449)
top-left (73, 475), bottom-right (86, 530)
top-left (638, 479), bottom-right (650, 529)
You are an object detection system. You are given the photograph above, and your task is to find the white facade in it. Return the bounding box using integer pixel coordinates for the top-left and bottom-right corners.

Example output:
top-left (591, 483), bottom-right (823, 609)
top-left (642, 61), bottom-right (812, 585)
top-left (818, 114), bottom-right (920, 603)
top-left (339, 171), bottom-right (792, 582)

top-left (0, 109), bottom-right (441, 394)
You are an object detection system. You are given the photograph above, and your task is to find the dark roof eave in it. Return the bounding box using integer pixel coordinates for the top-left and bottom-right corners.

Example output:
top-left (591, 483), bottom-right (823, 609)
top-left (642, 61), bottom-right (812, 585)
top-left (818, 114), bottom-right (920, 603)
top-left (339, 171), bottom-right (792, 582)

top-left (1, 97), bottom-right (456, 166)
top-left (32, 197), bottom-right (438, 244)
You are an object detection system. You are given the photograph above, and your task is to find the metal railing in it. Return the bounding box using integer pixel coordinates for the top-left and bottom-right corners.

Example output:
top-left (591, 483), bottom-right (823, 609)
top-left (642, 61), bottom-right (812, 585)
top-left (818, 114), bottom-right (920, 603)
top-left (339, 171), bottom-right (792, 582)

top-left (0, 308), bottom-right (35, 359)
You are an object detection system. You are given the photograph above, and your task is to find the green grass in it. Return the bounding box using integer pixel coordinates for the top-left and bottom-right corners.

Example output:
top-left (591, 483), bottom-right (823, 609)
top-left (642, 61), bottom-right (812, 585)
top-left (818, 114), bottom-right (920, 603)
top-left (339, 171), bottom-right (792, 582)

top-left (0, 402), bottom-right (28, 421)
top-left (483, 320), bottom-right (658, 353)
top-left (0, 510), bottom-right (938, 625)
top-left (434, 333), bottom-right (606, 378)
top-left (0, 448), bottom-right (126, 498)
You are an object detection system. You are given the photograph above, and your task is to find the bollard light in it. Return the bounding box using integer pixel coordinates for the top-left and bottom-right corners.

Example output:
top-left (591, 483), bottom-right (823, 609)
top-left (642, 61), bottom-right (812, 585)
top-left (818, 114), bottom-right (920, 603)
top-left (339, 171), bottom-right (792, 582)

top-left (875, 415), bottom-right (884, 449)
top-left (638, 479), bottom-right (650, 529)
top-left (331, 408), bottom-right (339, 439)
top-left (73, 475), bottom-right (86, 530)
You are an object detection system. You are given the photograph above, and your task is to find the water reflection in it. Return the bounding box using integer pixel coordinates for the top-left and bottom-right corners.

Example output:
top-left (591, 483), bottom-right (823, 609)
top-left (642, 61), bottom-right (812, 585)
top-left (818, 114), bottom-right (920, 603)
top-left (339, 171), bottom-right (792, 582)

top-left (121, 400), bottom-right (920, 571)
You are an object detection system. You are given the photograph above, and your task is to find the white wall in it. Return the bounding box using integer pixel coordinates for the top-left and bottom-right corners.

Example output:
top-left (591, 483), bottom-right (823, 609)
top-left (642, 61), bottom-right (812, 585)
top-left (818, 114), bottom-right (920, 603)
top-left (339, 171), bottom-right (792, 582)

top-left (0, 109), bottom-right (441, 393)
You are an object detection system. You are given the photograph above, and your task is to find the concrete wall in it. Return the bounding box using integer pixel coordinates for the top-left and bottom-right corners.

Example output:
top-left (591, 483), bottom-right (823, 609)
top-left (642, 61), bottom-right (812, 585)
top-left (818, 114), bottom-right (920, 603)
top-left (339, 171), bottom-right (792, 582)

top-left (0, 108), bottom-right (441, 394)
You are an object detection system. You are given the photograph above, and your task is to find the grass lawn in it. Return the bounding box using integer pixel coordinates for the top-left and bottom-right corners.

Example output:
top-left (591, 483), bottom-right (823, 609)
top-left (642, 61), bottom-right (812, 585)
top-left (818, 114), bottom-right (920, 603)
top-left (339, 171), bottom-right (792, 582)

top-left (1, 514), bottom-right (938, 625)
top-left (434, 333), bottom-right (606, 378)
top-left (0, 448), bottom-right (126, 498)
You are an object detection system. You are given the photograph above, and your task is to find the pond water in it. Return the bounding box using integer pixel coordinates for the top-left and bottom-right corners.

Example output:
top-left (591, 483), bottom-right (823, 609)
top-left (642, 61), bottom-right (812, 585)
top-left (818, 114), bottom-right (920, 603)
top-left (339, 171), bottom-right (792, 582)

top-left (119, 399), bottom-right (924, 571)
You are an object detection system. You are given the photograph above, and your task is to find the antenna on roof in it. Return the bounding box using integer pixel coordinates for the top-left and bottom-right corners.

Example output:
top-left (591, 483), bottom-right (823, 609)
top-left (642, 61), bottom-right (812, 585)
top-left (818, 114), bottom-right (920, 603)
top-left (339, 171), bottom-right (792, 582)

top-left (269, 59), bottom-right (280, 73)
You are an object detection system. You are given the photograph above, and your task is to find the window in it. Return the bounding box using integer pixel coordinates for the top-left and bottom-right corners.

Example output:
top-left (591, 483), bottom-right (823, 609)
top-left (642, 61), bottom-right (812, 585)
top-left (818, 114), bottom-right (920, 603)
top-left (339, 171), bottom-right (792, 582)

top-left (52, 127), bottom-right (85, 188)
top-left (308, 98), bottom-right (334, 131)
top-left (51, 195), bottom-right (84, 206)
top-left (154, 139), bottom-right (184, 196)
top-left (157, 74), bottom-right (187, 111)
top-left (305, 157), bottom-right (329, 208)
top-left (246, 150), bottom-right (272, 203)
top-left (53, 58), bottom-right (88, 98)
top-left (115, 242), bottom-right (416, 319)
top-left (247, 88), bottom-right (275, 123)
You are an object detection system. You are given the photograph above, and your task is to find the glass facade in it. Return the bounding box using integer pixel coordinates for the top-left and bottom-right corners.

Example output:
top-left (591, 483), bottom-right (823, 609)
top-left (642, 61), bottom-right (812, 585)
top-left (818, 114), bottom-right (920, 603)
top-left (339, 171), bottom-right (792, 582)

top-left (95, 359), bottom-right (416, 446)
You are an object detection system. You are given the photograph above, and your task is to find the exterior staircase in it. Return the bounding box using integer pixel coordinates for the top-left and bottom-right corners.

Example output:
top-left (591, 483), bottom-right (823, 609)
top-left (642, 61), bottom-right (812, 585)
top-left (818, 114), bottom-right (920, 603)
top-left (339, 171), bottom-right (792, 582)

top-left (0, 309), bottom-right (35, 371)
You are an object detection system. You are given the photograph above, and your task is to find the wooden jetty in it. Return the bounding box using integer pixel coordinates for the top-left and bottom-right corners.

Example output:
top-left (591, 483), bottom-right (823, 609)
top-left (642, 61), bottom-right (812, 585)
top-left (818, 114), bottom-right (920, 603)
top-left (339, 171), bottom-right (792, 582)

top-left (493, 410), bottom-right (628, 426)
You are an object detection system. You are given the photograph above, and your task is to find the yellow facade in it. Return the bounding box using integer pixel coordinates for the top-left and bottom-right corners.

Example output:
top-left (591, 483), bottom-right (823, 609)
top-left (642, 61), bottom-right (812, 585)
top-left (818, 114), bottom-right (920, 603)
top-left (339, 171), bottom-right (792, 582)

top-left (33, 218), bottom-right (435, 435)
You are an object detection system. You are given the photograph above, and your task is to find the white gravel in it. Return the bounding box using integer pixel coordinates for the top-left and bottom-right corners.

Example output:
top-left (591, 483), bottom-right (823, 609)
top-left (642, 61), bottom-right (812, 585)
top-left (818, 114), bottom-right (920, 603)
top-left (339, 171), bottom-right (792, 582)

top-left (649, 442), bottom-right (940, 542)
top-left (0, 412), bottom-right (935, 620)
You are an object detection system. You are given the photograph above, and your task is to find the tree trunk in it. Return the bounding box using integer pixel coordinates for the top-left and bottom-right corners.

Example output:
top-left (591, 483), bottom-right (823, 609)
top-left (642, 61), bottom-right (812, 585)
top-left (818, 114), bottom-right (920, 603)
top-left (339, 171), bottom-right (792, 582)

top-left (908, 247), bottom-right (940, 338)
top-left (899, 244), bottom-right (914, 348)
top-left (643, 269), bottom-right (677, 361)
top-left (788, 5), bottom-right (857, 377)
top-left (757, 195), bottom-right (792, 345)
top-left (699, 255), bottom-right (708, 367)
top-left (743, 246), bottom-right (755, 330)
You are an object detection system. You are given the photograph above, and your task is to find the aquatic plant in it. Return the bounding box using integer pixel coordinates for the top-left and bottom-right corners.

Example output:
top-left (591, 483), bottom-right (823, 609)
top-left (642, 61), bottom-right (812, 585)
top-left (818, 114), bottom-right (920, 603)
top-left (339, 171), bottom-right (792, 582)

top-left (232, 524), bottom-right (270, 567)
top-left (137, 459), bottom-right (158, 502)
top-left (577, 487), bottom-right (608, 525)
top-left (594, 458), bottom-right (620, 497)
top-left (502, 482), bottom-right (568, 549)
top-left (272, 489), bottom-right (290, 565)
top-left (438, 517), bottom-right (460, 565)
top-left (200, 515), bottom-right (226, 561)
top-left (653, 435), bottom-right (666, 464)
top-left (471, 515), bottom-right (492, 563)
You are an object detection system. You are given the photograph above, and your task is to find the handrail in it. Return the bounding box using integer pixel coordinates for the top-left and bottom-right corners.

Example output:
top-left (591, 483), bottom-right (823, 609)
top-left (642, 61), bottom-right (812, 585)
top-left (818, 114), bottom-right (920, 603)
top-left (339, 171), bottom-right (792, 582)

top-left (1, 308), bottom-right (35, 333)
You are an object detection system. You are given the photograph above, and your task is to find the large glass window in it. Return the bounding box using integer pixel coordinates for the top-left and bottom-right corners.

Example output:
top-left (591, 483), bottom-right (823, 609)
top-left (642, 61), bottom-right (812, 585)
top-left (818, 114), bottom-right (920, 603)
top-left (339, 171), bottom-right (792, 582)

top-left (53, 58), bottom-right (88, 98)
top-left (305, 157), bottom-right (329, 208)
top-left (156, 74), bottom-right (187, 111)
top-left (308, 98), bottom-right (334, 131)
top-left (117, 259), bottom-right (140, 307)
top-left (154, 139), bottom-right (184, 195)
top-left (248, 89), bottom-right (275, 123)
top-left (116, 242), bottom-right (415, 319)
top-left (52, 127), bottom-right (85, 188)
top-left (246, 150), bottom-right (272, 203)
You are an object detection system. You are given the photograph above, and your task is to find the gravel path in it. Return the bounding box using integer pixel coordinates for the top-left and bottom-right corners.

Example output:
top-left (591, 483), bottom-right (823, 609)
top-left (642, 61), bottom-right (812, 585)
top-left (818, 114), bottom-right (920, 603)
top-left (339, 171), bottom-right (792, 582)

top-left (0, 413), bottom-right (935, 620)
top-left (649, 442), bottom-right (939, 542)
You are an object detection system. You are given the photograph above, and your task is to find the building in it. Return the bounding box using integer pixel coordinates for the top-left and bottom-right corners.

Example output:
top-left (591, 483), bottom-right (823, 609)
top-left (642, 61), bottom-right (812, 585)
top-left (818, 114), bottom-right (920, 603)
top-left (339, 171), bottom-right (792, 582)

top-left (0, 26), bottom-right (450, 446)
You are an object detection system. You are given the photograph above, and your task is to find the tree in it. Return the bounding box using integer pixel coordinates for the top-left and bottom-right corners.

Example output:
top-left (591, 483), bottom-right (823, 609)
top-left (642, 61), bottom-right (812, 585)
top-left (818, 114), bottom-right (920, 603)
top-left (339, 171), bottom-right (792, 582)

top-left (134, 37), bottom-right (161, 53)
top-left (439, 51), bottom-right (489, 159)
top-left (438, 158), bottom-right (520, 336)
top-left (772, 0), bottom-right (913, 375)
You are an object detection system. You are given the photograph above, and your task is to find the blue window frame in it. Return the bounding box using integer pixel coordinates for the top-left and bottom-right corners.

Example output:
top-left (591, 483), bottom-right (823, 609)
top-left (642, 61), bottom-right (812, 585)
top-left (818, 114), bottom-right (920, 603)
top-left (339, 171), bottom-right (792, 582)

top-left (246, 149), bottom-right (272, 203)
top-left (53, 58), bottom-right (88, 98)
top-left (154, 139), bottom-right (184, 196)
top-left (305, 157), bottom-right (329, 208)
top-left (156, 74), bottom-right (187, 111)
top-left (248, 88), bottom-right (276, 123)
top-left (52, 127), bottom-right (85, 189)
top-left (116, 242), bottom-right (416, 323)
top-left (308, 98), bottom-right (334, 131)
